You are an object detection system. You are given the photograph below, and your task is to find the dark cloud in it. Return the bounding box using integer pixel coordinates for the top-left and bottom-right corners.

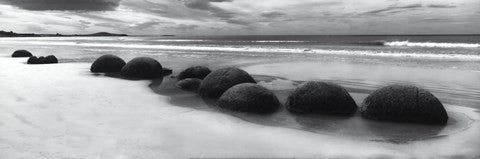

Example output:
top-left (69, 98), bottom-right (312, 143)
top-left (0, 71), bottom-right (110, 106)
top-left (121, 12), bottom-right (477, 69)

top-left (1, 0), bottom-right (121, 11)
top-left (179, 0), bottom-right (249, 25)
top-left (260, 11), bottom-right (286, 18)
top-left (364, 4), bottom-right (423, 14)
top-left (427, 4), bottom-right (456, 8)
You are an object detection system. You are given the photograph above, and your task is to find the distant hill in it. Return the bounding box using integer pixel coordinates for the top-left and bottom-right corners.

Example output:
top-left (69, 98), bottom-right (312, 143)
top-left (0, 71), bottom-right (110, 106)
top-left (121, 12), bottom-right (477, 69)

top-left (82, 32), bottom-right (128, 37)
top-left (0, 30), bottom-right (127, 37)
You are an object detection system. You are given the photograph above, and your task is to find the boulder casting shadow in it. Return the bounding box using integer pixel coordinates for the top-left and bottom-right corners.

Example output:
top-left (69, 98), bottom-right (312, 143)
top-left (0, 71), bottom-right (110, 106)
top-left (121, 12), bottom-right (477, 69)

top-left (90, 54), bottom-right (126, 73)
top-left (11, 50), bottom-right (33, 57)
top-left (286, 81), bottom-right (357, 115)
top-left (27, 55), bottom-right (58, 64)
top-left (198, 67), bottom-right (256, 99)
top-left (120, 57), bottom-right (164, 78)
top-left (177, 66), bottom-right (211, 80)
top-left (217, 83), bottom-right (280, 114)
top-left (360, 84), bottom-right (448, 125)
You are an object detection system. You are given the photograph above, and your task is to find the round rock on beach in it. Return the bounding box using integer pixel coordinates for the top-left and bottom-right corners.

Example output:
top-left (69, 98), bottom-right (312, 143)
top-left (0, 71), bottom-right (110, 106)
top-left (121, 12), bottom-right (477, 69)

top-left (286, 81), bottom-right (357, 115)
top-left (198, 67), bottom-right (256, 98)
top-left (218, 83), bottom-right (280, 114)
top-left (120, 57), bottom-right (164, 78)
top-left (90, 54), bottom-right (126, 73)
top-left (27, 55), bottom-right (58, 64)
top-left (360, 84), bottom-right (448, 125)
top-left (11, 50), bottom-right (33, 57)
top-left (177, 66), bottom-right (211, 80)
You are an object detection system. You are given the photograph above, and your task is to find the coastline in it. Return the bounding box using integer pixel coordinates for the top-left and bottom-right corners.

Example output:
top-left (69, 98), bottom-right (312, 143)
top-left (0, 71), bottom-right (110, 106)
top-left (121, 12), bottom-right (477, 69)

top-left (1, 57), bottom-right (479, 158)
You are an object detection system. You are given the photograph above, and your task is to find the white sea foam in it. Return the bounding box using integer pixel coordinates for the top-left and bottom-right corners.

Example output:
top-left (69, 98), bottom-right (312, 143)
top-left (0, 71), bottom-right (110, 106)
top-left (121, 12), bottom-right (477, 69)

top-left (1, 40), bottom-right (480, 61)
top-left (384, 41), bottom-right (480, 48)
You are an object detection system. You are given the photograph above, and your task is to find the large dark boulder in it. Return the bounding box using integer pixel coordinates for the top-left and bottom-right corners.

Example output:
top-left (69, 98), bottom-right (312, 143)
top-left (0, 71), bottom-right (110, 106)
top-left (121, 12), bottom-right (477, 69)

top-left (360, 85), bottom-right (448, 125)
top-left (90, 54), bottom-right (126, 73)
top-left (198, 67), bottom-right (256, 98)
top-left (27, 55), bottom-right (58, 64)
top-left (177, 66), bottom-right (211, 80)
top-left (176, 78), bottom-right (202, 91)
top-left (218, 83), bottom-right (280, 114)
top-left (43, 55), bottom-right (58, 64)
top-left (286, 81), bottom-right (357, 115)
top-left (12, 50), bottom-right (33, 57)
top-left (120, 57), bottom-right (163, 78)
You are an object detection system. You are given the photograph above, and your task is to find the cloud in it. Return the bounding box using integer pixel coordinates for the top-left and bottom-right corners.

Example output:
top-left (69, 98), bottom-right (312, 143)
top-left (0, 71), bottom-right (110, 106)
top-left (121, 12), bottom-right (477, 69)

top-left (364, 4), bottom-right (423, 14)
top-left (130, 20), bottom-right (166, 30)
top-left (260, 11), bottom-right (286, 18)
top-left (168, 24), bottom-right (198, 31)
top-left (1, 0), bottom-right (122, 11)
top-left (427, 4), bottom-right (456, 8)
top-left (179, 0), bottom-right (249, 25)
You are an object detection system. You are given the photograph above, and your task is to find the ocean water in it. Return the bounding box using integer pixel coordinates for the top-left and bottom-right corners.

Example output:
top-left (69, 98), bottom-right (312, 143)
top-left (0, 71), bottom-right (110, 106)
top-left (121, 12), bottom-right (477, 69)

top-left (1, 35), bottom-right (480, 64)
top-left (0, 35), bottom-right (479, 109)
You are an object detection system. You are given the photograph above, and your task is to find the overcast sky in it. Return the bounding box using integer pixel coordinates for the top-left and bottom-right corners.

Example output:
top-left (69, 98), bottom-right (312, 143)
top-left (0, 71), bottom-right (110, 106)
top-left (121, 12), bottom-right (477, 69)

top-left (0, 0), bottom-right (478, 35)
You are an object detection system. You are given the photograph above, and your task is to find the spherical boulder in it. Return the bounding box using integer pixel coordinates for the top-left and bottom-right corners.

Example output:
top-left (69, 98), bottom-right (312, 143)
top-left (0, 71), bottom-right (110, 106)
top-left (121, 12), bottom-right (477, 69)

top-left (286, 81), bottom-right (357, 115)
top-left (198, 67), bottom-right (256, 98)
top-left (43, 55), bottom-right (58, 64)
top-left (176, 78), bottom-right (202, 91)
top-left (218, 83), bottom-right (280, 114)
top-left (90, 54), bottom-right (126, 73)
top-left (360, 85), bottom-right (448, 125)
top-left (120, 57), bottom-right (163, 78)
top-left (12, 50), bottom-right (33, 57)
top-left (177, 66), bottom-right (211, 80)
top-left (27, 55), bottom-right (57, 64)
top-left (27, 56), bottom-right (39, 64)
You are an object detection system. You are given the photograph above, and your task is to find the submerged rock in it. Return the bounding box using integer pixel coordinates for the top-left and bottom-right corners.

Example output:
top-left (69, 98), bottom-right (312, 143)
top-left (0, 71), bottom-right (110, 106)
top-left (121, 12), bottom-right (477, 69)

top-left (176, 78), bottom-right (202, 91)
top-left (90, 54), bottom-right (126, 73)
top-left (286, 81), bottom-right (357, 115)
top-left (218, 83), bottom-right (280, 114)
top-left (199, 67), bottom-right (256, 98)
top-left (177, 66), bottom-right (211, 80)
top-left (11, 50), bottom-right (33, 57)
top-left (120, 57), bottom-right (163, 78)
top-left (27, 55), bottom-right (58, 64)
top-left (360, 84), bottom-right (448, 125)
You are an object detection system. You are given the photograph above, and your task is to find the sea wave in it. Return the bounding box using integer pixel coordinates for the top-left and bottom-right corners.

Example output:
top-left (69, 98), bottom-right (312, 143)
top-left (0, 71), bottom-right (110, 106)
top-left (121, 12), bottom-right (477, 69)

top-left (383, 41), bottom-right (480, 48)
top-left (2, 40), bottom-right (480, 61)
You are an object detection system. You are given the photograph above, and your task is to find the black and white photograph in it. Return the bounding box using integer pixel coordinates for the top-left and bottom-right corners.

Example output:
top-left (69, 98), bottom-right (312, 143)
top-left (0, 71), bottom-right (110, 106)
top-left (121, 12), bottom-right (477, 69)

top-left (0, 0), bottom-right (479, 158)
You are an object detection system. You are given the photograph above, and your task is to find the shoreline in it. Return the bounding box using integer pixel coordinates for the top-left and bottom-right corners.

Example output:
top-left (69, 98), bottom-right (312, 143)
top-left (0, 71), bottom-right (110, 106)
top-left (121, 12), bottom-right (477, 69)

top-left (2, 57), bottom-right (479, 158)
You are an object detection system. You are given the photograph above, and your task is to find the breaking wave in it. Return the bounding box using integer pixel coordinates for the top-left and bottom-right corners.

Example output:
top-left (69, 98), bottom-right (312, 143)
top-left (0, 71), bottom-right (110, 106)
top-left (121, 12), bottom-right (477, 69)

top-left (383, 41), bottom-right (480, 48)
top-left (2, 40), bottom-right (478, 61)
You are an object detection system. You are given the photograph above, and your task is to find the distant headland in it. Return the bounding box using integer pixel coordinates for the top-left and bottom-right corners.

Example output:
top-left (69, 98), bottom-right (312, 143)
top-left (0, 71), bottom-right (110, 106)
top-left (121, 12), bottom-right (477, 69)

top-left (0, 30), bottom-right (127, 37)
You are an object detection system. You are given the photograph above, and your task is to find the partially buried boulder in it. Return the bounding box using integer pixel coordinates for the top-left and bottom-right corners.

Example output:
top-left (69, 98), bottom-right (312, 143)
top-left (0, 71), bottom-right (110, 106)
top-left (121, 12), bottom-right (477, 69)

top-left (286, 81), bottom-right (357, 115)
top-left (198, 67), bottom-right (256, 98)
top-left (360, 85), bottom-right (448, 125)
top-left (120, 57), bottom-right (163, 78)
top-left (90, 54), bottom-right (126, 73)
top-left (218, 83), bottom-right (280, 114)
top-left (177, 66), bottom-right (211, 80)
top-left (27, 55), bottom-right (58, 64)
top-left (11, 50), bottom-right (33, 57)
top-left (176, 78), bottom-right (202, 91)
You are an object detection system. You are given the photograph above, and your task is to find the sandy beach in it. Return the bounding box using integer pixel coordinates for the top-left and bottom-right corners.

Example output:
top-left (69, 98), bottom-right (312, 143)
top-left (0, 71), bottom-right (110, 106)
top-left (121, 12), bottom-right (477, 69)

top-left (1, 52), bottom-right (479, 158)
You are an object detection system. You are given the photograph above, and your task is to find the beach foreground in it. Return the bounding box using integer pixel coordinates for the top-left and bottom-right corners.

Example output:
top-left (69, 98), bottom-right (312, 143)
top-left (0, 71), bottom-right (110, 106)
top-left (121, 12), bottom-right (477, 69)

top-left (1, 57), bottom-right (479, 158)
